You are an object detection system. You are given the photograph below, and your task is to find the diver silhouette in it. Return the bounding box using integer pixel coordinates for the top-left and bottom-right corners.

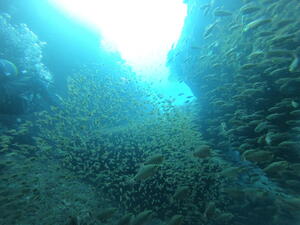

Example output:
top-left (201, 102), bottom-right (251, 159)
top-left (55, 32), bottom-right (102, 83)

top-left (0, 58), bottom-right (57, 115)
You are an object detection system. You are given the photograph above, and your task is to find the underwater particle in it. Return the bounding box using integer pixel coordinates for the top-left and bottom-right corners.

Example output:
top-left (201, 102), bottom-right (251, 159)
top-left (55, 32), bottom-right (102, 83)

top-left (249, 89), bottom-right (266, 102)
top-left (144, 154), bottom-right (164, 165)
top-left (285, 180), bottom-right (300, 190)
top-left (225, 47), bottom-right (237, 57)
top-left (278, 141), bottom-right (298, 149)
top-left (266, 113), bottom-right (285, 121)
top-left (279, 78), bottom-right (300, 96)
top-left (203, 201), bottom-right (216, 220)
top-left (243, 18), bottom-right (272, 32)
top-left (268, 106), bottom-right (282, 113)
top-left (290, 110), bottom-right (300, 116)
top-left (0, 58), bottom-right (18, 79)
top-left (278, 197), bottom-right (300, 211)
top-left (270, 34), bottom-right (295, 46)
top-left (131, 210), bottom-right (152, 225)
top-left (200, 3), bottom-right (210, 11)
top-left (117, 213), bottom-right (133, 225)
top-left (291, 100), bottom-right (299, 108)
top-left (242, 150), bottom-right (273, 163)
top-left (291, 126), bottom-right (300, 132)
top-left (214, 10), bottom-right (232, 17)
top-left (166, 215), bottom-right (184, 225)
top-left (229, 24), bottom-right (241, 32)
top-left (289, 163), bottom-right (300, 172)
top-left (269, 68), bottom-right (289, 77)
top-left (275, 19), bottom-right (295, 30)
top-left (263, 161), bottom-right (289, 175)
top-left (254, 121), bottom-right (273, 133)
top-left (219, 166), bottom-right (244, 178)
top-left (172, 186), bottom-right (190, 202)
top-left (265, 133), bottom-right (273, 145)
top-left (258, 31), bottom-right (274, 37)
top-left (203, 3), bottom-right (211, 16)
top-left (215, 212), bottom-right (234, 223)
top-left (193, 145), bottom-right (212, 158)
top-left (96, 207), bottom-right (117, 221)
top-left (203, 21), bottom-right (218, 38)
top-left (66, 216), bottom-right (80, 225)
top-left (240, 3), bottom-right (260, 14)
top-left (240, 63), bottom-right (257, 70)
top-left (248, 50), bottom-right (264, 59)
top-left (133, 164), bottom-right (159, 181)
top-left (266, 49), bottom-right (293, 58)
top-left (289, 54), bottom-right (300, 72)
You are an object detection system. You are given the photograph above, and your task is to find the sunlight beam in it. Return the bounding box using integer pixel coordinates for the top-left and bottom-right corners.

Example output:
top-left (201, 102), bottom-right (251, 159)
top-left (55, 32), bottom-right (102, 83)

top-left (50, 0), bottom-right (186, 78)
top-left (49, 0), bottom-right (195, 104)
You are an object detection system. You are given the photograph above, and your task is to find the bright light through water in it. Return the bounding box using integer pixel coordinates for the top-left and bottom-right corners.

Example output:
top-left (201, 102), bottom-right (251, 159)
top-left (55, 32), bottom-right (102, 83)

top-left (49, 0), bottom-right (195, 105)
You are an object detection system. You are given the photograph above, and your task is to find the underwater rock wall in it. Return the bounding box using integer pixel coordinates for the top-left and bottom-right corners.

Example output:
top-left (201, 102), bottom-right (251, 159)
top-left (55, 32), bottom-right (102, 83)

top-left (0, 13), bottom-right (55, 124)
top-left (0, 13), bottom-right (52, 82)
top-left (168, 0), bottom-right (300, 223)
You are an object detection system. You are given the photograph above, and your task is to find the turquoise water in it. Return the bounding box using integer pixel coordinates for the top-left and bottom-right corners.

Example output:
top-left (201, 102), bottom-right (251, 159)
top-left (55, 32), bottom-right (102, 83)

top-left (0, 0), bottom-right (300, 225)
